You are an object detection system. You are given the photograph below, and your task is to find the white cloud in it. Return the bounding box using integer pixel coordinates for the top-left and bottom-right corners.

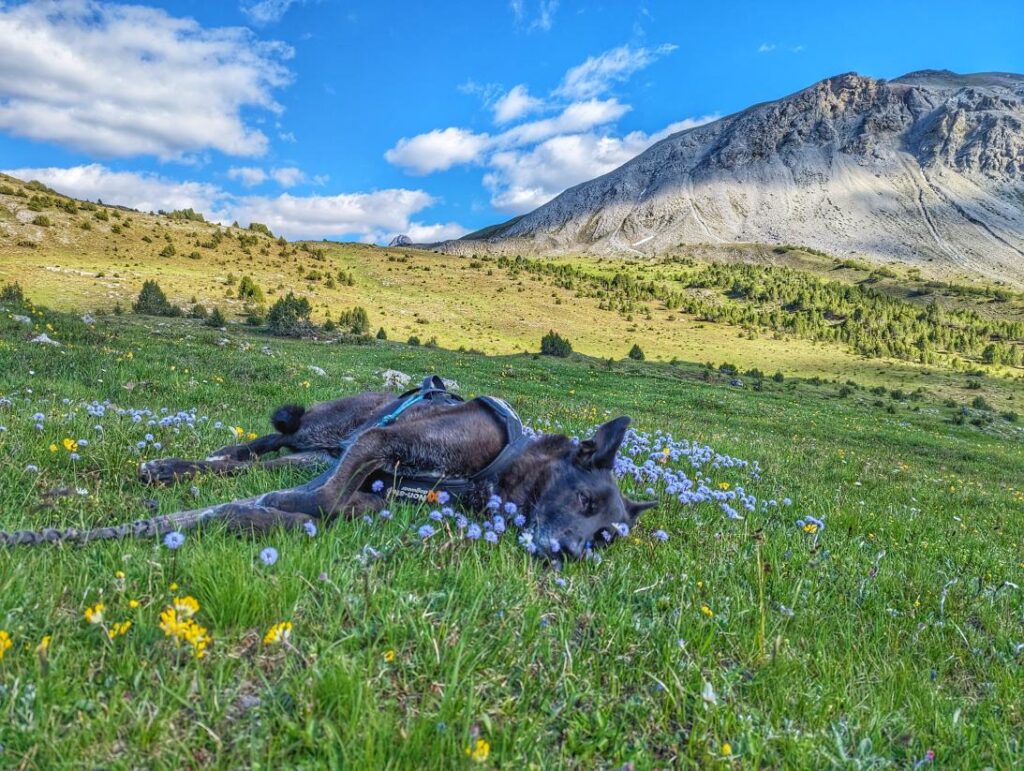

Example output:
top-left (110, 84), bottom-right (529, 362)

top-left (270, 166), bottom-right (306, 188)
top-left (241, 0), bottom-right (300, 25)
top-left (2, 164), bottom-right (464, 243)
top-left (485, 115), bottom-right (718, 214)
top-left (554, 43), bottom-right (676, 100)
top-left (492, 85), bottom-right (545, 124)
top-left (758, 42), bottom-right (777, 53)
top-left (3, 164), bottom-right (223, 214)
top-left (0, 1), bottom-right (292, 160)
top-left (228, 166), bottom-right (269, 187)
top-left (501, 98), bottom-right (630, 146)
top-left (384, 127), bottom-right (492, 175)
top-left (510, 0), bottom-right (558, 31)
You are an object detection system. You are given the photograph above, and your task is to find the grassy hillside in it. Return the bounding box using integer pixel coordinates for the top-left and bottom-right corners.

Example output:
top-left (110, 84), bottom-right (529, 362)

top-left (3, 173), bottom-right (1024, 414)
top-left (0, 302), bottom-right (1022, 767)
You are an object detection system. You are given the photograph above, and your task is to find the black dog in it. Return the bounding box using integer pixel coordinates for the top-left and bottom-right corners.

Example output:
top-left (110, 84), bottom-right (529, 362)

top-left (2, 378), bottom-right (654, 557)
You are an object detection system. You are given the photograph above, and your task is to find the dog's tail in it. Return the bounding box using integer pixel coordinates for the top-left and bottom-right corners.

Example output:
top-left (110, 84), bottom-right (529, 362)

top-left (0, 502), bottom-right (228, 549)
top-left (272, 404), bottom-right (305, 435)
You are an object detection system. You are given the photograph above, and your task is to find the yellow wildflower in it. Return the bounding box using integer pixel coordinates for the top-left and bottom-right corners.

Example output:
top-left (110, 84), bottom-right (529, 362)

top-left (701, 605), bottom-right (713, 617)
top-left (263, 621), bottom-right (293, 645)
top-left (84, 602), bottom-right (105, 625)
top-left (173, 596), bottom-right (200, 618)
top-left (168, 582), bottom-right (178, 591)
top-left (62, 438), bottom-right (78, 452)
top-left (129, 599), bottom-right (140, 609)
top-left (722, 742), bottom-right (733, 756)
top-left (383, 649), bottom-right (395, 662)
top-left (49, 443), bottom-right (58, 453)
top-left (465, 739), bottom-right (490, 763)
top-left (718, 482), bottom-right (730, 490)
top-left (803, 523), bottom-right (818, 535)
top-left (115, 570), bottom-right (125, 580)
top-left (247, 431), bottom-right (258, 440)
top-left (35, 635), bottom-right (50, 659)
top-left (0, 630), bottom-right (12, 660)
top-left (233, 426), bottom-right (245, 439)
top-left (107, 620), bottom-right (132, 639)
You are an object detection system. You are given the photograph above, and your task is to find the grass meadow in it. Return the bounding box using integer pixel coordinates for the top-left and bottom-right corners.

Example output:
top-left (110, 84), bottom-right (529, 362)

top-left (0, 302), bottom-right (1022, 768)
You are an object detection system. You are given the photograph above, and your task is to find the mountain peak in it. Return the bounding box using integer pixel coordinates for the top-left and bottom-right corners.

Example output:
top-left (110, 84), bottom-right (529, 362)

top-left (452, 69), bottom-right (1024, 286)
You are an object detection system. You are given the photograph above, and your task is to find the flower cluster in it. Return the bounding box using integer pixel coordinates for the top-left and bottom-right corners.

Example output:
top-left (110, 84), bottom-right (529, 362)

top-left (159, 599), bottom-right (210, 658)
top-left (0, 629), bottom-right (11, 661)
top-left (263, 621), bottom-right (293, 645)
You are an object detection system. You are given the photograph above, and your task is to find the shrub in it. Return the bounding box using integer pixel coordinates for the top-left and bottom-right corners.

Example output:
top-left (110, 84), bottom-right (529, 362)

top-left (248, 222), bottom-right (274, 237)
top-left (0, 282), bottom-right (26, 305)
top-left (628, 344), bottom-right (645, 361)
top-left (407, 335), bottom-right (421, 346)
top-left (159, 243), bottom-right (176, 258)
top-left (168, 208), bottom-right (205, 222)
top-left (205, 307), bottom-right (226, 327)
top-left (376, 327), bottom-right (387, 340)
top-left (772, 371), bottom-right (785, 383)
top-left (971, 395), bottom-right (993, 412)
top-left (266, 292), bottom-right (312, 336)
top-left (133, 280), bottom-right (181, 317)
top-left (541, 330), bottom-right (573, 357)
top-left (189, 303), bottom-right (208, 319)
top-left (32, 214), bottom-right (51, 227)
top-left (237, 275), bottom-right (264, 303)
top-left (338, 306), bottom-right (370, 335)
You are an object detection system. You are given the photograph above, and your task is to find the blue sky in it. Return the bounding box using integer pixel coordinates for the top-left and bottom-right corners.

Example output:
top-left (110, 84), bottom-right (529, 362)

top-left (1, 0), bottom-right (1022, 242)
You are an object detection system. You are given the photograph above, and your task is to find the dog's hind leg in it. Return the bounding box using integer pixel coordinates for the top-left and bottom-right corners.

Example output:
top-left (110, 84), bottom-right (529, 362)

top-left (139, 450), bottom-right (334, 486)
top-left (218, 502), bottom-right (318, 535)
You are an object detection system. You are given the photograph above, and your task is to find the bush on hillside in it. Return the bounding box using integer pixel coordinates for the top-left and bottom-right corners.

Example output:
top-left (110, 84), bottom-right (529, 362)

top-left (133, 280), bottom-right (182, 317)
top-left (338, 306), bottom-right (370, 335)
top-left (266, 292), bottom-right (312, 337)
top-left (541, 330), bottom-right (573, 358)
top-left (237, 275), bottom-right (264, 303)
top-left (0, 282), bottom-right (26, 305)
top-left (628, 344), bottom-right (645, 361)
top-left (205, 307), bottom-right (226, 327)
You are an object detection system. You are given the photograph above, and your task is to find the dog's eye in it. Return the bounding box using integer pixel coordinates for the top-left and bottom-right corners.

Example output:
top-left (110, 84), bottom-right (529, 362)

top-left (577, 492), bottom-right (593, 513)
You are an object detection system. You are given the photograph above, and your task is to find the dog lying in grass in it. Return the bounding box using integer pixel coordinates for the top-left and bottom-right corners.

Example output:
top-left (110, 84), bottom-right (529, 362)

top-left (2, 378), bottom-right (654, 558)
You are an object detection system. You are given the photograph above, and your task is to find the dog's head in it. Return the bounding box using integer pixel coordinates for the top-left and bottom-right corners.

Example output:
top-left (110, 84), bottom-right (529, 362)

top-left (523, 416), bottom-right (656, 559)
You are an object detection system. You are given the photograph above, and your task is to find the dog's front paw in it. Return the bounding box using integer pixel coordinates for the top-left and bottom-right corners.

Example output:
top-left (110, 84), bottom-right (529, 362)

top-left (139, 458), bottom-right (200, 486)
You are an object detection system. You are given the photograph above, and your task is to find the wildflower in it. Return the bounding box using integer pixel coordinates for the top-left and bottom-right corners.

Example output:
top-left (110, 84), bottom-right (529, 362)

top-left (259, 547), bottom-right (279, 566)
top-left (168, 582), bottom-right (178, 591)
top-left (513, 513), bottom-right (526, 528)
top-left (436, 491), bottom-right (450, 505)
top-left (700, 605), bottom-right (713, 617)
top-left (107, 620), bottom-right (132, 639)
top-left (465, 739), bottom-right (490, 763)
top-left (612, 522), bottom-right (629, 537)
top-left (653, 529), bottom-right (669, 541)
top-left (49, 443), bottom-right (58, 453)
top-left (303, 521), bottom-right (317, 537)
top-left (84, 602), bottom-right (105, 625)
top-left (163, 531), bottom-right (185, 550)
top-left (0, 630), bottom-right (11, 660)
top-left (114, 570), bottom-right (125, 580)
top-left (35, 635), bottom-right (50, 659)
top-left (383, 649), bottom-right (395, 662)
top-left (428, 509), bottom-right (443, 521)
top-left (24, 464), bottom-right (39, 473)
top-left (486, 494), bottom-right (502, 511)
top-left (503, 500), bottom-right (518, 515)
top-left (484, 530), bottom-right (499, 545)
top-left (379, 509), bottom-right (392, 520)
top-left (722, 742), bottom-right (732, 756)
top-left (418, 524), bottom-right (436, 540)
top-left (718, 482), bottom-right (730, 490)
top-left (263, 621), bottom-right (293, 645)
top-left (426, 490), bottom-right (439, 504)
top-left (466, 523), bottom-right (482, 540)
top-left (129, 599), bottom-right (140, 609)
top-left (371, 479), bottom-right (384, 493)
top-left (173, 596), bottom-right (199, 618)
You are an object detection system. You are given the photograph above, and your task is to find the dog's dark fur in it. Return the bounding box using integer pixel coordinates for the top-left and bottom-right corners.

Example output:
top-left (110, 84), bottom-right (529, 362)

top-left (2, 389), bottom-right (654, 556)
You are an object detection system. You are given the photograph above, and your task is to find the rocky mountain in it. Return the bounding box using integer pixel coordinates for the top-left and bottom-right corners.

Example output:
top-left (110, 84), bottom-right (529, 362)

top-left (454, 70), bottom-right (1024, 285)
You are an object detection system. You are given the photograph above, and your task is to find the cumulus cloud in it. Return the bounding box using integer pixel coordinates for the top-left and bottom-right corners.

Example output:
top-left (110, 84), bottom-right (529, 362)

top-left (484, 115), bottom-right (718, 214)
top-left (492, 85), bottom-right (546, 124)
top-left (0, 1), bottom-right (292, 160)
top-left (3, 164), bottom-right (464, 243)
top-left (4, 164), bottom-right (224, 214)
top-left (228, 166), bottom-right (269, 187)
top-left (554, 43), bottom-right (677, 100)
top-left (758, 42), bottom-right (777, 53)
top-left (270, 167), bottom-right (305, 188)
top-left (384, 127), bottom-right (492, 175)
top-left (385, 42), bottom-right (693, 214)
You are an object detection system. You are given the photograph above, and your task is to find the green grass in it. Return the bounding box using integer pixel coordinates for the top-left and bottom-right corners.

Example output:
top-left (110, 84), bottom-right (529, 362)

top-left (1, 305), bottom-right (1022, 768)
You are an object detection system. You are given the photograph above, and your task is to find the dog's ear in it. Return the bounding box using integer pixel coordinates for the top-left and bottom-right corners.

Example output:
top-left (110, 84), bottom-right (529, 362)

top-left (575, 416), bottom-right (630, 470)
top-left (625, 498), bottom-right (657, 521)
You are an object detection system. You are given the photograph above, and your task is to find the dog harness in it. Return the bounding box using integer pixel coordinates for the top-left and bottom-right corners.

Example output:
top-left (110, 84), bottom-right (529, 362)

top-left (359, 376), bottom-right (532, 506)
